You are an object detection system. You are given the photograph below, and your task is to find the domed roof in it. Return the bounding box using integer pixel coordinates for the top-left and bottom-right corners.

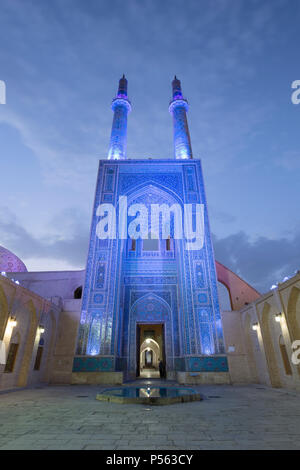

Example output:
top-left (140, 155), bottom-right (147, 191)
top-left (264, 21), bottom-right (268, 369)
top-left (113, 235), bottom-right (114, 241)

top-left (0, 246), bottom-right (27, 272)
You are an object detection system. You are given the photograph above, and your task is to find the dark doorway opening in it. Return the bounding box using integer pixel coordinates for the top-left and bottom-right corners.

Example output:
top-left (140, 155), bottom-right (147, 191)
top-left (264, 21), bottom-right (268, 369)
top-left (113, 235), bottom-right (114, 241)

top-left (74, 286), bottom-right (82, 299)
top-left (136, 323), bottom-right (166, 378)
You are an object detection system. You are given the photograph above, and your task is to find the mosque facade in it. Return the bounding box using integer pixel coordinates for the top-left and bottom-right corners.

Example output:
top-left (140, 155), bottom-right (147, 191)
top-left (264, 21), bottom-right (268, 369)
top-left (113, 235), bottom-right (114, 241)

top-left (0, 77), bottom-right (299, 390)
top-left (75, 76), bottom-right (227, 381)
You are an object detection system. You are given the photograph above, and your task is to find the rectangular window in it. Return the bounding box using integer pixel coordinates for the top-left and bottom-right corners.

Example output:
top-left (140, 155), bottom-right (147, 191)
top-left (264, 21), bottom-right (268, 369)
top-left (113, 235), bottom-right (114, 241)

top-left (4, 343), bottom-right (19, 373)
top-left (143, 238), bottom-right (159, 251)
top-left (34, 346), bottom-right (44, 371)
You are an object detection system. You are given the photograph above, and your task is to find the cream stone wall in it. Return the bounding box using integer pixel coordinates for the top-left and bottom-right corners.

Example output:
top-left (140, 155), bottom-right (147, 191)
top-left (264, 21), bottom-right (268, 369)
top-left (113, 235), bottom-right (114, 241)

top-left (176, 371), bottom-right (230, 385)
top-left (1, 269), bottom-right (300, 391)
top-left (49, 299), bottom-right (81, 384)
top-left (5, 270), bottom-right (85, 302)
top-left (71, 372), bottom-right (123, 385)
top-left (218, 273), bottom-right (300, 388)
top-left (220, 310), bottom-right (252, 384)
top-left (0, 276), bottom-right (60, 391)
top-left (237, 273), bottom-right (300, 390)
top-left (241, 307), bottom-right (270, 385)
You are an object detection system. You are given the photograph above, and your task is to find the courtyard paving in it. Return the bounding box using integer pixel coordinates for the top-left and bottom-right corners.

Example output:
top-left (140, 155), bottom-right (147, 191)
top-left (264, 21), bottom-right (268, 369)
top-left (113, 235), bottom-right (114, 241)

top-left (0, 381), bottom-right (300, 450)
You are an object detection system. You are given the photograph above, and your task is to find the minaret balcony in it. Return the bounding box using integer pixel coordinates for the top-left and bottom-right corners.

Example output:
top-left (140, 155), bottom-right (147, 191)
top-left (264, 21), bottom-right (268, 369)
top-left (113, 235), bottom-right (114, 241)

top-left (168, 98), bottom-right (189, 113)
top-left (111, 97), bottom-right (132, 112)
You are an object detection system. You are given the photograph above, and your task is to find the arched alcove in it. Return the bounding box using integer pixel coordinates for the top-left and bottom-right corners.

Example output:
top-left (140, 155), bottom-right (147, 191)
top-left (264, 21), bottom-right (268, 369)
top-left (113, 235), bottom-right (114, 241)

top-left (243, 312), bottom-right (259, 383)
top-left (0, 284), bottom-right (8, 340)
top-left (123, 181), bottom-right (183, 207)
top-left (32, 309), bottom-right (57, 383)
top-left (43, 310), bottom-right (57, 382)
top-left (140, 338), bottom-right (160, 370)
top-left (4, 331), bottom-right (20, 373)
top-left (123, 182), bottom-right (183, 244)
top-left (260, 302), bottom-right (282, 388)
top-left (279, 335), bottom-right (293, 376)
top-left (17, 300), bottom-right (38, 387)
top-left (128, 293), bottom-right (172, 376)
top-left (286, 286), bottom-right (300, 377)
top-left (74, 286), bottom-right (82, 299)
top-left (286, 286), bottom-right (300, 342)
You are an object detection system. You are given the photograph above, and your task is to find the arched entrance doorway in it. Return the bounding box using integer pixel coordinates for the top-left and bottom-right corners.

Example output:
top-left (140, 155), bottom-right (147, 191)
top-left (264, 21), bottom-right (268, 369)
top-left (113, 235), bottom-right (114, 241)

top-left (138, 331), bottom-right (164, 378)
top-left (128, 293), bottom-right (171, 379)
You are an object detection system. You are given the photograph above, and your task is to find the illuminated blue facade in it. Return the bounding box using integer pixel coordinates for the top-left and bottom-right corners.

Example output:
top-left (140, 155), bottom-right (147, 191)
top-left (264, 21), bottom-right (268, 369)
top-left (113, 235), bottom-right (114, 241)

top-left (74, 77), bottom-right (227, 378)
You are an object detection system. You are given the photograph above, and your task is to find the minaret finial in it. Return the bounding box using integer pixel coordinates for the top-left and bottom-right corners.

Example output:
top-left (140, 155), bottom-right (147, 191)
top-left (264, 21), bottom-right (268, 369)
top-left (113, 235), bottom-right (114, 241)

top-left (172, 76), bottom-right (183, 100)
top-left (117, 74), bottom-right (128, 97)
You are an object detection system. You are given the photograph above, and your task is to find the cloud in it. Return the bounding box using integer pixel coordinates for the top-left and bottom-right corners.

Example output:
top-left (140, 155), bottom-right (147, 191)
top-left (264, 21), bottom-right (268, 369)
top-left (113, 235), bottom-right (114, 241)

top-left (0, 206), bottom-right (89, 269)
top-left (0, 0), bottom-right (285, 184)
top-left (1, 201), bottom-right (299, 295)
top-left (213, 230), bottom-right (300, 293)
top-left (210, 207), bottom-right (237, 224)
top-left (0, 0), bottom-right (298, 291)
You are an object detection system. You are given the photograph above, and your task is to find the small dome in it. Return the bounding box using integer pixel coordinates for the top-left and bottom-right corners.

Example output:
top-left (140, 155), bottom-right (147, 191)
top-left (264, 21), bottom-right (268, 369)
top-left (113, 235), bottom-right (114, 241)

top-left (0, 246), bottom-right (27, 272)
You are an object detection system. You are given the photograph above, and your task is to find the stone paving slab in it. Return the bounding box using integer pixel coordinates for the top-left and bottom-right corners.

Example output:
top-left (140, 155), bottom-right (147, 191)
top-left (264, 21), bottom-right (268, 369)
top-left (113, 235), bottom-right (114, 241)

top-left (0, 383), bottom-right (300, 449)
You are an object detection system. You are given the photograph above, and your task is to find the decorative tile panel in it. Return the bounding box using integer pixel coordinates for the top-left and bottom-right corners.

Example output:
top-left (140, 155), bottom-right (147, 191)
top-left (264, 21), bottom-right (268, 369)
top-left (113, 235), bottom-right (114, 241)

top-left (72, 356), bottom-right (114, 372)
top-left (76, 160), bottom-right (226, 371)
top-left (187, 356), bottom-right (229, 372)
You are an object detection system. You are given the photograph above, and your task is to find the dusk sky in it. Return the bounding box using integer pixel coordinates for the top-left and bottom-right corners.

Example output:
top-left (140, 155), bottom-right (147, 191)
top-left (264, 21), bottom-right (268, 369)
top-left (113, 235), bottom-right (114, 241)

top-left (0, 0), bottom-right (299, 293)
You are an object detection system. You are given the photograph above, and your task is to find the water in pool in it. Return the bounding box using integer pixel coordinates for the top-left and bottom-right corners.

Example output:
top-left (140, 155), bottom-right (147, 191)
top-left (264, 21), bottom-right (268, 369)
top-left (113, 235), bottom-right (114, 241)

top-left (100, 386), bottom-right (198, 398)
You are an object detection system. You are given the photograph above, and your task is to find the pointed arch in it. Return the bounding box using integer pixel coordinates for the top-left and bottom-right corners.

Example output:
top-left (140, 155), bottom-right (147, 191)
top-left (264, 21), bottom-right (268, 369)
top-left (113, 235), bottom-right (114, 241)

top-left (40, 309), bottom-right (57, 382)
top-left (10, 330), bottom-right (21, 345)
top-left (124, 181), bottom-right (183, 206)
top-left (140, 337), bottom-right (161, 369)
top-left (260, 302), bottom-right (282, 387)
top-left (279, 334), bottom-right (293, 376)
top-left (131, 292), bottom-right (171, 316)
top-left (286, 286), bottom-right (300, 377)
top-left (286, 286), bottom-right (300, 342)
top-left (140, 338), bottom-right (160, 350)
top-left (128, 293), bottom-right (172, 376)
top-left (0, 284), bottom-right (9, 340)
top-left (17, 300), bottom-right (38, 387)
top-left (243, 312), bottom-right (259, 382)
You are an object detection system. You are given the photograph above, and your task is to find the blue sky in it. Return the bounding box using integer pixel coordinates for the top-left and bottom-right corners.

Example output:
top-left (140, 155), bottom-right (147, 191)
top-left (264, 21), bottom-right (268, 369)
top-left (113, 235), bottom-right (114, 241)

top-left (0, 0), bottom-right (299, 292)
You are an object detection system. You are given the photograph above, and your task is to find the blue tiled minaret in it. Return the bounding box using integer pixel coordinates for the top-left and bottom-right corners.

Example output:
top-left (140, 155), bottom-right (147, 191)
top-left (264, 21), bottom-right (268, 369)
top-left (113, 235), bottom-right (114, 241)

top-left (108, 75), bottom-right (131, 160)
top-left (169, 76), bottom-right (193, 159)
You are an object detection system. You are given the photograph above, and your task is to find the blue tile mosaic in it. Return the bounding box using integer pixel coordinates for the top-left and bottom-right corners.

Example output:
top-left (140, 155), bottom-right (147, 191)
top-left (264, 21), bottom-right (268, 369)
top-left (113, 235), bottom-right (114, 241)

top-left (72, 356), bottom-right (114, 372)
top-left (187, 356), bottom-right (229, 372)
